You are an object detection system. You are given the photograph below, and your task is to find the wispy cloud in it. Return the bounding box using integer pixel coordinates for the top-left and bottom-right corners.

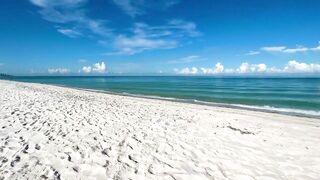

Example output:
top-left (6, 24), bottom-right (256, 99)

top-left (57, 28), bottom-right (82, 38)
top-left (174, 61), bottom-right (320, 75)
top-left (168, 55), bottom-right (202, 64)
top-left (30, 1), bottom-right (200, 55)
top-left (260, 42), bottom-right (320, 53)
top-left (168, 19), bottom-right (201, 37)
top-left (245, 51), bottom-right (260, 56)
top-left (104, 20), bottom-right (200, 55)
top-left (48, 68), bottom-right (70, 74)
top-left (112, 0), bottom-right (180, 17)
top-left (132, 21), bottom-right (201, 39)
top-left (260, 46), bottom-right (286, 52)
top-left (109, 35), bottom-right (177, 55)
top-left (30, 0), bottom-right (111, 37)
top-left (81, 62), bottom-right (106, 73)
top-left (261, 46), bottom-right (309, 53)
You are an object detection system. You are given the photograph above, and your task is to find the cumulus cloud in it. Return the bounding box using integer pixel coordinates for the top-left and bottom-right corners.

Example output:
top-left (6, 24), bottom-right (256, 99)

top-left (48, 68), bottom-right (70, 74)
top-left (237, 63), bottom-right (267, 73)
top-left (201, 63), bottom-right (224, 74)
top-left (82, 66), bottom-right (92, 73)
top-left (92, 62), bottom-right (106, 73)
top-left (174, 67), bottom-right (198, 75)
top-left (81, 62), bottom-right (106, 73)
top-left (174, 61), bottom-right (320, 75)
top-left (283, 60), bottom-right (320, 73)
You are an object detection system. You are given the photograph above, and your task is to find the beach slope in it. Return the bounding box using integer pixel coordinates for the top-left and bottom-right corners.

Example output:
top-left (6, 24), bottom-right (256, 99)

top-left (0, 80), bottom-right (319, 180)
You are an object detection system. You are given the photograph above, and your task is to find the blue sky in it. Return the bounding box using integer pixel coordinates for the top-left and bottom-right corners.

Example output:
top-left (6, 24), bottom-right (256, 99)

top-left (0, 0), bottom-right (320, 75)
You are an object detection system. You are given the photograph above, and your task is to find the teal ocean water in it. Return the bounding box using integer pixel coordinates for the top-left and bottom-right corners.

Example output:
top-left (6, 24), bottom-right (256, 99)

top-left (3, 76), bottom-right (320, 117)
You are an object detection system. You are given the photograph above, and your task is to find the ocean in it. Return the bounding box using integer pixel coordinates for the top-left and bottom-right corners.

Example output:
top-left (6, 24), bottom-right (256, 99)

top-left (3, 76), bottom-right (320, 117)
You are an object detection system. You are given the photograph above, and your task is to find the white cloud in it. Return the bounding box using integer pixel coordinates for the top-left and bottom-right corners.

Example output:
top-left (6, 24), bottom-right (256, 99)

top-left (260, 46), bottom-right (286, 52)
top-left (224, 68), bottom-right (235, 73)
top-left (112, 0), bottom-right (180, 17)
top-left (283, 60), bottom-right (320, 73)
top-left (311, 46), bottom-right (320, 51)
top-left (104, 20), bottom-right (199, 55)
top-left (30, 0), bottom-right (86, 8)
top-left (30, 1), bottom-right (200, 56)
top-left (168, 55), bottom-right (201, 64)
top-left (310, 42), bottom-right (320, 51)
top-left (282, 47), bottom-right (308, 53)
top-left (168, 19), bottom-right (201, 37)
top-left (132, 21), bottom-right (201, 38)
top-left (57, 28), bottom-right (82, 38)
top-left (81, 62), bottom-right (106, 73)
top-left (82, 66), bottom-right (92, 73)
top-left (174, 61), bottom-right (320, 75)
top-left (92, 62), bottom-right (106, 73)
top-left (237, 63), bottom-right (267, 73)
top-left (107, 35), bottom-right (177, 55)
top-left (245, 51), bottom-right (260, 56)
top-left (48, 68), bottom-right (70, 74)
top-left (175, 67), bottom-right (198, 75)
top-left (112, 0), bottom-right (142, 17)
top-left (261, 42), bottom-right (320, 53)
top-left (201, 62), bottom-right (224, 74)
top-left (30, 0), bottom-right (111, 37)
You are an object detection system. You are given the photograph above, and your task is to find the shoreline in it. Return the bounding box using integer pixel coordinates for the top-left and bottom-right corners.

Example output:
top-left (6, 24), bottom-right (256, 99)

top-left (1, 79), bottom-right (320, 179)
top-left (80, 88), bottom-right (320, 119)
top-left (4, 79), bottom-right (320, 119)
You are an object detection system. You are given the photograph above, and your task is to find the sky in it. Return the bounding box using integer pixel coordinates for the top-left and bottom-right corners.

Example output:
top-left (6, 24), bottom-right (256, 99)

top-left (0, 0), bottom-right (320, 75)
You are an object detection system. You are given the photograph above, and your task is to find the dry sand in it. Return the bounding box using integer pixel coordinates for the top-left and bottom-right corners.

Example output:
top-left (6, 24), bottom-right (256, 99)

top-left (0, 80), bottom-right (319, 180)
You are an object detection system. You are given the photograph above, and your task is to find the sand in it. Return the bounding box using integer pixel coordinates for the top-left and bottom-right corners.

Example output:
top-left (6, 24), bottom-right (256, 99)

top-left (0, 80), bottom-right (319, 180)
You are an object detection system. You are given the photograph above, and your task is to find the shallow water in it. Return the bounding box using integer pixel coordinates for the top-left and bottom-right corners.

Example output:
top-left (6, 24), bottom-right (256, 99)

top-left (4, 76), bottom-right (320, 116)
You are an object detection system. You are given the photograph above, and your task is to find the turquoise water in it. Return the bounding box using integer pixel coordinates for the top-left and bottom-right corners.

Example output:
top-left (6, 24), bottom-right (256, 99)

top-left (3, 76), bottom-right (320, 117)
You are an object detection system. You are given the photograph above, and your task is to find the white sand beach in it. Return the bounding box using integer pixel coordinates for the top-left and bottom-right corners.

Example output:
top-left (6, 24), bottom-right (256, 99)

top-left (0, 80), bottom-right (319, 180)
